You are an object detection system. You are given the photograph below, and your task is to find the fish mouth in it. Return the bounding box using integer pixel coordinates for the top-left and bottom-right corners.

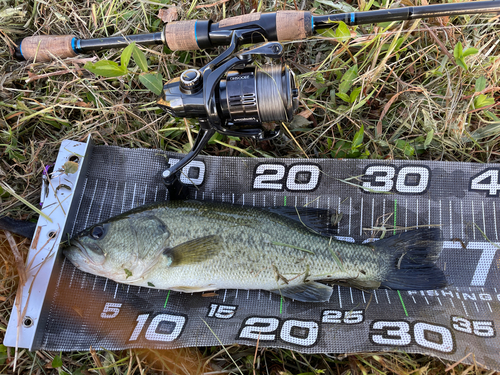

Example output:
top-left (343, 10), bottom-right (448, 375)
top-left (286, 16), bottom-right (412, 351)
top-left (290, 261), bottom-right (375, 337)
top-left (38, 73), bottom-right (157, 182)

top-left (66, 239), bottom-right (105, 266)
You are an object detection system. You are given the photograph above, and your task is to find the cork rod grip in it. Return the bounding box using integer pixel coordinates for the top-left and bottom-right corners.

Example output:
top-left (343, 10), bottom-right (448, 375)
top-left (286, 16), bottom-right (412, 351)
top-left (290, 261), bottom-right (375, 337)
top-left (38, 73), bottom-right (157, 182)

top-left (276, 11), bottom-right (313, 41)
top-left (19, 35), bottom-right (77, 62)
top-left (164, 20), bottom-right (199, 51)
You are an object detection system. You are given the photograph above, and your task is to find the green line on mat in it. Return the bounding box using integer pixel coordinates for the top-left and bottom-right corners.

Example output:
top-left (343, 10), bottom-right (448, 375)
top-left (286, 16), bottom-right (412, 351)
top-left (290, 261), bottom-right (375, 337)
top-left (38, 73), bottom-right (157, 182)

top-left (284, 196), bottom-right (287, 206)
top-left (164, 290), bottom-right (171, 308)
top-left (397, 290), bottom-right (408, 317)
top-left (280, 296), bottom-right (283, 314)
top-left (393, 199), bottom-right (397, 235)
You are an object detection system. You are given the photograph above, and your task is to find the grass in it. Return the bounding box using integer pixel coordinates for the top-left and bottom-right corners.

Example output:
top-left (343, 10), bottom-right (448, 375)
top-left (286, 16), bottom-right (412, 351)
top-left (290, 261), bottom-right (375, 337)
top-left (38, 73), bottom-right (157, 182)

top-left (1, 0), bottom-right (499, 373)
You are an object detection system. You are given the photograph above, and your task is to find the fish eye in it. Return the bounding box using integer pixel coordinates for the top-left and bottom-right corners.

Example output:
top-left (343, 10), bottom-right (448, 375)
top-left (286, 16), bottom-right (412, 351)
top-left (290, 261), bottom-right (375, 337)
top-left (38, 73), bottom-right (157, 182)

top-left (90, 225), bottom-right (105, 239)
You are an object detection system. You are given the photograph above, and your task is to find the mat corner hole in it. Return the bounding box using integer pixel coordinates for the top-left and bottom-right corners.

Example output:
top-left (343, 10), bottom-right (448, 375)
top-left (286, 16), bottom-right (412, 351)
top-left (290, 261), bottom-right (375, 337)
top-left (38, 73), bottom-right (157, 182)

top-left (23, 316), bottom-right (34, 328)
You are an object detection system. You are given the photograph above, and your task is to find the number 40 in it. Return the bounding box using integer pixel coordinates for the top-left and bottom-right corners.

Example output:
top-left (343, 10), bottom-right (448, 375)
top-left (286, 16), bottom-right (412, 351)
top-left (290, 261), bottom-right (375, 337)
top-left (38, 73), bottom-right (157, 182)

top-left (470, 169), bottom-right (500, 197)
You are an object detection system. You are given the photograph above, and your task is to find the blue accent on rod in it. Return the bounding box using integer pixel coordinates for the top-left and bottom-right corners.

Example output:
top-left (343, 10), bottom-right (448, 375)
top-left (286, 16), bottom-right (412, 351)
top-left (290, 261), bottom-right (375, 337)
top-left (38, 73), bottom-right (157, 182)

top-left (19, 42), bottom-right (24, 58)
top-left (350, 12), bottom-right (355, 24)
top-left (71, 37), bottom-right (77, 53)
top-left (194, 20), bottom-right (199, 47)
top-left (311, 16), bottom-right (315, 32)
top-left (77, 39), bottom-right (81, 52)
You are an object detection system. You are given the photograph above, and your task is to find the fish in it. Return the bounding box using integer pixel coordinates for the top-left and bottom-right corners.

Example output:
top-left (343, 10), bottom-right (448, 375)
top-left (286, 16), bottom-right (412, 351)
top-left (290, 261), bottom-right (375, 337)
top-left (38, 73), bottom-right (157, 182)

top-left (63, 200), bottom-right (446, 302)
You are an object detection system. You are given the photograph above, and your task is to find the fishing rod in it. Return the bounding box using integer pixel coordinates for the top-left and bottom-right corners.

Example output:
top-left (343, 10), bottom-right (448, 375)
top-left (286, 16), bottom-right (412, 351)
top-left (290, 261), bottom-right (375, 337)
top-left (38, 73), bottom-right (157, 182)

top-left (14, 1), bottom-right (500, 62)
top-left (14, 1), bottom-right (500, 186)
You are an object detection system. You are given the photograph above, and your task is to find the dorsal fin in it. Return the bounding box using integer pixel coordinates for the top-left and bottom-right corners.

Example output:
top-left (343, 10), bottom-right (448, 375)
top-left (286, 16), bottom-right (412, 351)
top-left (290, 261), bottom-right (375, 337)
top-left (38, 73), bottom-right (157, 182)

top-left (265, 206), bottom-right (338, 237)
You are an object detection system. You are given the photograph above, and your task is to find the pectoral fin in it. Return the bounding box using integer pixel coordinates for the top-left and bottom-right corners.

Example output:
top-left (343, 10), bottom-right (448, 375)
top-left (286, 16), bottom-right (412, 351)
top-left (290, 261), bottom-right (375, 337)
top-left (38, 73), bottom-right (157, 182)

top-left (271, 282), bottom-right (333, 302)
top-left (164, 235), bottom-right (221, 266)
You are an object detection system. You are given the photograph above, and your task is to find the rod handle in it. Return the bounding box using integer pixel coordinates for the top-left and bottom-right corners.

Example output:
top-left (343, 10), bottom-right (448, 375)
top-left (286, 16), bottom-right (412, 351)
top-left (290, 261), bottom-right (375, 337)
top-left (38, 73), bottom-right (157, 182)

top-left (15, 35), bottom-right (78, 62)
top-left (275, 11), bottom-right (313, 41)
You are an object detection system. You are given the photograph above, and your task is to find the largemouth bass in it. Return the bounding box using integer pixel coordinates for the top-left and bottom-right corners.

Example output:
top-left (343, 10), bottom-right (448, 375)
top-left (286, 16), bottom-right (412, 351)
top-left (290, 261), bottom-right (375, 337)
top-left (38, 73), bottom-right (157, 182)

top-left (64, 200), bottom-right (446, 302)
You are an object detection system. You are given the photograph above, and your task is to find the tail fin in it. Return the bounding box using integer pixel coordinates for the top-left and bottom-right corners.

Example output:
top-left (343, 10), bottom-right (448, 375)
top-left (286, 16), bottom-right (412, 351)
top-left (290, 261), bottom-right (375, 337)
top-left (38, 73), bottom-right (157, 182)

top-left (372, 228), bottom-right (447, 290)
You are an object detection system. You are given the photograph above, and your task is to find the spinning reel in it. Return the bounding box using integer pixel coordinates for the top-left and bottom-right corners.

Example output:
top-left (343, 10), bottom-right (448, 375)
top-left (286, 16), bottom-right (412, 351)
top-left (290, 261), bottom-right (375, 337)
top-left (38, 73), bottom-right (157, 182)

top-left (157, 30), bottom-right (299, 185)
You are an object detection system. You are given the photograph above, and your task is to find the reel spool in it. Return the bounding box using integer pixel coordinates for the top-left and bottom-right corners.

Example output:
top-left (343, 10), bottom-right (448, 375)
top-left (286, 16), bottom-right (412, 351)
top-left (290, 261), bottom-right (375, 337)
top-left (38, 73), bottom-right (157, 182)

top-left (157, 30), bottom-right (299, 185)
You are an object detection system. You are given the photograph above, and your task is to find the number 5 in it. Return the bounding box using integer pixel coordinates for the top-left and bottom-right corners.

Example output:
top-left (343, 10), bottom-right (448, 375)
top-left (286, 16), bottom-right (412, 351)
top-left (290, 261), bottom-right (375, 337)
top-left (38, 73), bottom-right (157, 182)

top-left (101, 302), bottom-right (122, 319)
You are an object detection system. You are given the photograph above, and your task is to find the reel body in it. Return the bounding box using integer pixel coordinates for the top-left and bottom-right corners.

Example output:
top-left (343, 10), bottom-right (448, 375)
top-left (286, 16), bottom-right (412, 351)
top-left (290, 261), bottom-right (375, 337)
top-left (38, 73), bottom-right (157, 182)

top-left (157, 31), bottom-right (299, 185)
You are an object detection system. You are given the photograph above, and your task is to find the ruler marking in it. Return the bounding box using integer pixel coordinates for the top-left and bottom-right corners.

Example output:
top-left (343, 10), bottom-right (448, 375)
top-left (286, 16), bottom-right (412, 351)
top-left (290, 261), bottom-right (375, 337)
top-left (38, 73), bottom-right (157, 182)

top-left (439, 200), bottom-right (442, 233)
top-left (203, 192), bottom-right (205, 200)
top-left (154, 185), bottom-right (158, 201)
top-left (461, 300), bottom-right (469, 316)
top-left (393, 199), bottom-right (397, 235)
top-left (92, 275), bottom-right (97, 291)
top-left (416, 199), bottom-right (419, 229)
top-left (449, 200), bottom-right (453, 238)
top-left (68, 267), bottom-right (76, 289)
top-left (258, 290), bottom-right (261, 300)
top-left (482, 201), bottom-right (487, 238)
top-left (242, 193), bottom-right (244, 205)
top-left (70, 178), bottom-right (88, 236)
top-left (138, 287), bottom-right (141, 294)
top-left (235, 289), bottom-right (238, 299)
top-left (80, 274), bottom-right (86, 289)
top-left (428, 198), bottom-right (431, 228)
top-left (222, 193), bottom-right (224, 202)
top-left (143, 184), bottom-right (147, 205)
top-left (350, 288), bottom-right (354, 304)
top-left (253, 194), bottom-right (255, 207)
top-left (362, 291), bottom-right (366, 303)
top-left (164, 290), bottom-right (171, 308)
top-left (487, 302), bottom-right (492, 312)
top-left (360, 197), bottom-right (364, 236)
top-left (385, 290), bottom-right (391, 304)
top-left (348, 197), bottom-right (352, 235)
top-left (97, 180), bottom-right (109, 222)
top-left (223, 289), bottom-right (227, 303)
top-left (103, 278), bottom-right (108, 292)
top-left (472, 201), bottom-right (476, 240)
top-left (437, 297), bottom-right (442, 306)
top-left (269, 291), bottom-right (272, 301)
top-left (397, 291), bottom-right (408, 317)
top-left (371, 198), bottom-right (375, 237)
top-left (127, 285), bottom-right (130, 294)
top-left (383, 199), bottom-right (386, 228)
top-left (373, 290), bottom-right (379, 304)
top-left (327, 197), bottom-right (330, 210)
top-left (494, 201), bottom-right (499, 240)
top-left (263, 194), bottom-right (265, 206)
top-left (194, 190), bottom-right (197, 200)
top-left (83, 179), bottom-right (99, 229)
top-left (411, 295), bottom-right (416, 303)
top-left (405, 198), bottom-right (408, 231)
top-left (120, 182), bottom-right (128, 213)
top-left (338, 286), bottom-right (342, 308)
top-left (274, 195), bottom-right (276, 207)
top-left (474, 302), bottom-right (479, 312)
top-left (247, 290), bottom-right (250, 299)
top-left (461, 201), bottom-right (464, 238)
top-left (113, 284), bottom-right (118, 299)
top-left (424, 297), bottom-right (429, 305)
top-left (450, 298), bottom-right (455, 308)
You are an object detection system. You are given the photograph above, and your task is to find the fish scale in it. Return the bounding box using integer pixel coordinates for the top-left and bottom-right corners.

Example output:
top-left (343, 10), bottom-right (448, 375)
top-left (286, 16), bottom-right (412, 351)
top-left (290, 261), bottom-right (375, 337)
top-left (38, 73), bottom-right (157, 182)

top-left (64, 200), bottom-right (446, 302)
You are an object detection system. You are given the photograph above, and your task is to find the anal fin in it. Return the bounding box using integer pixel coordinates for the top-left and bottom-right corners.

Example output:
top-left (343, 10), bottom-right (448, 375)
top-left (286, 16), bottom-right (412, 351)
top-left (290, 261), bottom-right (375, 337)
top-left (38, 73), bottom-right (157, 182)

top-left (271, 282), bottom-right (333, 303)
